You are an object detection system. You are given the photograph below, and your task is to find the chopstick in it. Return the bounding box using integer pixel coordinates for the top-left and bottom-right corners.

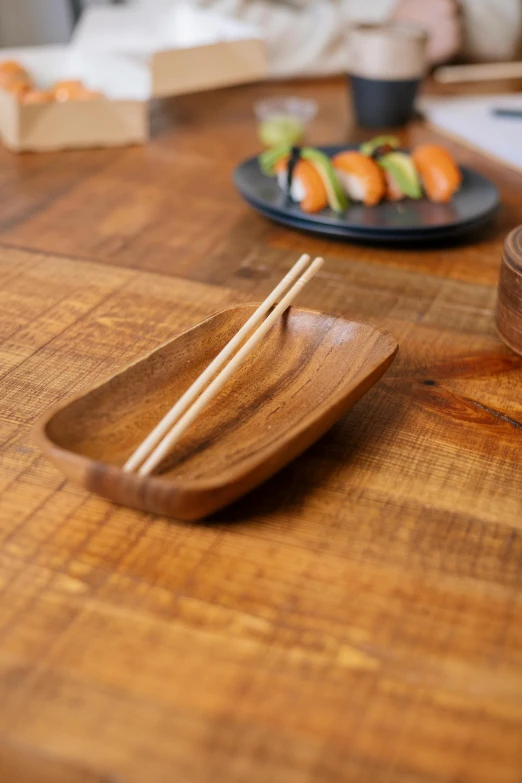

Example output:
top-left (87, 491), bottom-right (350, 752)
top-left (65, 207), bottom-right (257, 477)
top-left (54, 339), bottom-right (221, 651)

top-left (434, 61), bottom-right (522, 84)
top-left (136, 256), bottom-right (324, 477)
top-left (123, 253), bottom-right (313, 474)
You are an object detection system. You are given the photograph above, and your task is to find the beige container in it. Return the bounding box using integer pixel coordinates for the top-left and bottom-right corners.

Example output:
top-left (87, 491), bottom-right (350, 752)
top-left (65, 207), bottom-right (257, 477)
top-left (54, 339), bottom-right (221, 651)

top-left (0, 46), bottom-right (148, 153)
top-left (72, 4), bottom-right (268, 98)
top-left (150, 39), bottom-right (268, 98)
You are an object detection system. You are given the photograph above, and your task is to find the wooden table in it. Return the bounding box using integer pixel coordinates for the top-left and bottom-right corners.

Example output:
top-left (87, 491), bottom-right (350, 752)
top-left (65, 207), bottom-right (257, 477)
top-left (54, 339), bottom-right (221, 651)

top-left (1, 76), bottom-right (522, 783)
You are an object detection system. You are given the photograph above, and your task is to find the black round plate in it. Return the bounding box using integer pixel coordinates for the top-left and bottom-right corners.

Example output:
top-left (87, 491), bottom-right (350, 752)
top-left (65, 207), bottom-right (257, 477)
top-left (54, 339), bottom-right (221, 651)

top-left (233, 145), bottom-right (500, 243)
top-left (245, 196), bottom-right (497, 245)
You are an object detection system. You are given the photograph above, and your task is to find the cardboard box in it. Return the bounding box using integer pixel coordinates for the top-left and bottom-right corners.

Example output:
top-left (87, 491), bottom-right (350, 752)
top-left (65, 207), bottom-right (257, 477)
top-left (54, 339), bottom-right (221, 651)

top-left (0, 46), bottom-right (148, 152)
top-left (72, 3), bottom-right (268, 98)
top-left (0, 4), bottom-right (267, 153)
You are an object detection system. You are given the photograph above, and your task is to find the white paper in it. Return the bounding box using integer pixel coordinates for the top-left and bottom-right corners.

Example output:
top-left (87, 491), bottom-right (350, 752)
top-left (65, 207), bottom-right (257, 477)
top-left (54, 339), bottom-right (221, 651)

top-left (72, 3), bottom-right (263, 55)
top-left (72, 3), bottom-right (267, 99)
top-left (420, 93), bottom-right (522, 172)
top-left (72, 7), bottom-right (165, 56)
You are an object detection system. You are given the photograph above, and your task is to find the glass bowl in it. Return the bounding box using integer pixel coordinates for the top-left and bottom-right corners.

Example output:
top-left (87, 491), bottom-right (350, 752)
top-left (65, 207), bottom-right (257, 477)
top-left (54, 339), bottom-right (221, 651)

top-left (254, 97), bottom-right (318, 147)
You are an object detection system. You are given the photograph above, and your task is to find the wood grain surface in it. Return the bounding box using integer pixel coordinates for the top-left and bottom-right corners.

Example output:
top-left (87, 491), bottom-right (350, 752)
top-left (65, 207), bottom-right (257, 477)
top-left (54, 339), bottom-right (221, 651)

top-left (1, 77), bottom-right (522, 783)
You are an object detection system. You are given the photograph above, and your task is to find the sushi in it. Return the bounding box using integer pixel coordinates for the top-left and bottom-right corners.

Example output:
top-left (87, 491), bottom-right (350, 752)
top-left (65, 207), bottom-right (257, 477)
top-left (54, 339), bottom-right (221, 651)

top-left (332, 151), bottom-right (386, 206)
top-left (359, 136), bottom-right (421, 201)
top-left (275, 156), bottom-right (328, 213)
top-left (378, 152), bottom-right (422, 201)
top-left (412, 144), bottom-right (462, 203)
top-left (257, 137), bottom-right (463, 215)
top-left (260, 146), bottom-right (347, 214)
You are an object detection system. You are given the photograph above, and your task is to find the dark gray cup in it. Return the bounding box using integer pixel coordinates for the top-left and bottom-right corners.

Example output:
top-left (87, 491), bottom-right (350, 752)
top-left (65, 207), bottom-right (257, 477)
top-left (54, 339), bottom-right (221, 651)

top-left (347, 24), bottom-right (427, 129)
top-left (350, 75), bottom-right (421, 128)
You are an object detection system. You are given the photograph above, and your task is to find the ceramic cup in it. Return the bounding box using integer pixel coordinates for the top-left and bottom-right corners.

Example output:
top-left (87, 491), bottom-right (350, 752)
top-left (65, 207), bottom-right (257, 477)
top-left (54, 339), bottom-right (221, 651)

top-left (496, 225), bottom-right (522, 356)
top-left (347, 23), bottom-right (428, 128)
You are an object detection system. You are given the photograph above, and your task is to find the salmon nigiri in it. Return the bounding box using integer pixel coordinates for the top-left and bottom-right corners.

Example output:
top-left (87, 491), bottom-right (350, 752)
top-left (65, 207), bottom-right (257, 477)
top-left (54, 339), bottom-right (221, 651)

top-left (261, 145), bottom-right (347, 213)
top-left (332, 151), bottom-right (386, 206)
top-left (383, 172), bottom-right (405, 201)
top-left (275, 157), bottom-right (328, 213)
top-left (378, 152), bottom-right (422, 201)
top-left (412, 144), bottom-right (462, 203)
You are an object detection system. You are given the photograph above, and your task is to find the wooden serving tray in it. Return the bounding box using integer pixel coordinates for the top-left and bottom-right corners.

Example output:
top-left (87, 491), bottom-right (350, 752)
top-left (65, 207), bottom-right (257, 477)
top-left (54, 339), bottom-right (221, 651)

top-left (36, 305), bottom-right (398, 520)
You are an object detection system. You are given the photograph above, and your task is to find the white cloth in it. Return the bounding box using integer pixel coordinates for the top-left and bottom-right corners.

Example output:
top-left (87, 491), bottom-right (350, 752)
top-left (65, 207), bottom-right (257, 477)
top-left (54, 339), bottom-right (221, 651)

top-left (461, 0), bottom-right (522, 61)
top-left (186, 0), bottom-right (522, 76)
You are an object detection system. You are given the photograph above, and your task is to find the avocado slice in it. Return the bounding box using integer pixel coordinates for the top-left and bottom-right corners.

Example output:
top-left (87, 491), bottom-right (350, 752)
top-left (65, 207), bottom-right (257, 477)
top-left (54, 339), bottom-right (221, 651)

top-left (301, 148), bottom-right (348, 213)
top-left (378, 151), bottom-right (422, 200)
top-left (258, 144), bottom-right (293, 176)
top-left (360, 135), bottom-right (400, 157)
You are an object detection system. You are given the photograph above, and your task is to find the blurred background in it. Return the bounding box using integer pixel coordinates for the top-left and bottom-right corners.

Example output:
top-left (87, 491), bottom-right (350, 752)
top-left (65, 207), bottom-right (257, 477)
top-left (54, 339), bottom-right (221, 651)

top-left (0, 0), bottom-right (124, 46)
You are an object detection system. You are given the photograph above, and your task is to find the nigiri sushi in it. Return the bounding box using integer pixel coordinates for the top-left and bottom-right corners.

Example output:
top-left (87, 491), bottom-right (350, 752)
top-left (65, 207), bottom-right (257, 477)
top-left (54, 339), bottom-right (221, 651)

top-left (378, 151), bottom-right (422, 201)
top-left (412, 144), bottom-right (462, 203)
top-left (275, 156), bottom-right (328, 213)
top-left (260, 146), bottom-right (347, 214)
top-left (383, 172), bottom-right (405, 202)
top-left (359, 136), bottom-right (421, 201)
top-left (332, 151), bottom-right (386, 206)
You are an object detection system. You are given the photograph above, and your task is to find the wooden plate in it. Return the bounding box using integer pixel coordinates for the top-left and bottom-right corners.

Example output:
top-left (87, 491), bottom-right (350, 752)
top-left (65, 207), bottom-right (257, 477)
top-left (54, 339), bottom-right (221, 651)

top-left (35, 305), bottom-right (398, 520)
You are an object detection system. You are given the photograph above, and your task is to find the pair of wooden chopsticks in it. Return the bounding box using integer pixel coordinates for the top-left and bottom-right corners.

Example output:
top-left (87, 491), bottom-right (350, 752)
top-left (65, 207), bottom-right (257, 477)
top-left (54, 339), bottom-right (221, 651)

top-left (123, 253), bottom-right (324, 477)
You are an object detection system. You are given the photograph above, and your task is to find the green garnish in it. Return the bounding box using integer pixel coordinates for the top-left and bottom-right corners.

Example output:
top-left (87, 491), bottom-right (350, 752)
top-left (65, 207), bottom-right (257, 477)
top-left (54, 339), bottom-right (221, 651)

top-left (360, 135), bottom-right (400, 157)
